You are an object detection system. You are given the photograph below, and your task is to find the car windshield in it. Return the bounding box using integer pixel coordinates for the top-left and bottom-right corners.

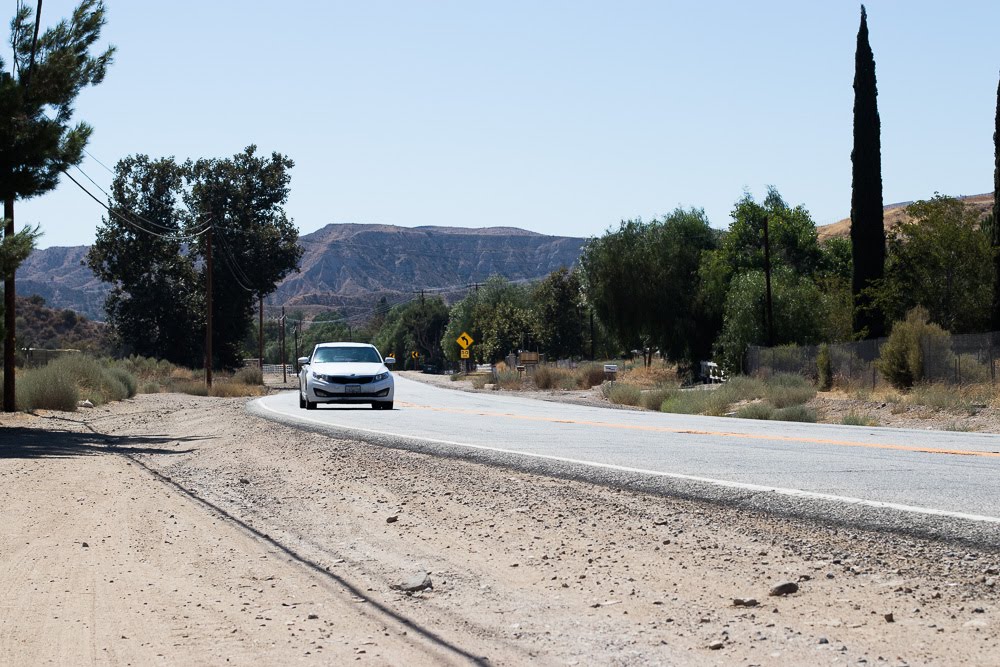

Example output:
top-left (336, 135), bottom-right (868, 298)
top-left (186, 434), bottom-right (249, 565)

top-left (312, 346), bottom-right (382, 364)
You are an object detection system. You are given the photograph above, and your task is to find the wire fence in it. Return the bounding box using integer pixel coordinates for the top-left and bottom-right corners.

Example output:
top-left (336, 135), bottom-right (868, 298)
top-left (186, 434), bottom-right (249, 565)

top-left (746, 332), bottom-right (1000, 389)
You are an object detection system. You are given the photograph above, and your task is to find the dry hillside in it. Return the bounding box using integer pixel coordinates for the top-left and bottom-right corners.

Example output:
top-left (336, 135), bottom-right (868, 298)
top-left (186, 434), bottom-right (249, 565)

top-left (816, 192), bottom-right (994, 241)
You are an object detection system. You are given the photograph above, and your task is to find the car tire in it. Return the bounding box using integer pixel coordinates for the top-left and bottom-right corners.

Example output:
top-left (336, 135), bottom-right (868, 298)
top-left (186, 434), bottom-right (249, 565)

top-left (382, 402), bottom-right (393, 411)
top-left (306, 400), bottom-right (317, 410)
top-left (299, 392), bottom-right (306, 409)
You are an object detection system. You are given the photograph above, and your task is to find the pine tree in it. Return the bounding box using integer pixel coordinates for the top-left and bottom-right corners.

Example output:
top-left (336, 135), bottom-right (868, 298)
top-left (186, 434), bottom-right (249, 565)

top-left (0, 1), bottom-right (113, 410)
top-left (850, 4), bottom-right (886, 339)
top-left (992, 73), bottom-right (1000, 331)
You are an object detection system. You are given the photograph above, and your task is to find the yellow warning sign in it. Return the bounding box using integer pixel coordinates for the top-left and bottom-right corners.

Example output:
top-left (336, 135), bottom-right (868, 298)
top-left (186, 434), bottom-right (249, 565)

top-left (456, 332), bottom-right (474, 350)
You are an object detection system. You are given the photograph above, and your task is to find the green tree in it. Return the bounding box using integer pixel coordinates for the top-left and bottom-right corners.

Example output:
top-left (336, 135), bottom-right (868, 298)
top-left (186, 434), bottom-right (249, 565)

top-left (87, 156), bottom-right (201, 366)
top-left (0, 0), bottom-right (113, 410)
top-left (531, 267), bottom-right (585, 359)
top-left (442, 275), bottom-right (533, 365)
top-left (187, 146), bottom-right (302, 368)
top-left (581, 208), bottom-right (717, 370)
top-left (715, 267), bottom-right (827, 372)
top-left (850, 5), bottom-right (886, 339)
top-left (373, 296), bottom-right (449, 368)
top-left (871, 195), bottom-right (991, 334)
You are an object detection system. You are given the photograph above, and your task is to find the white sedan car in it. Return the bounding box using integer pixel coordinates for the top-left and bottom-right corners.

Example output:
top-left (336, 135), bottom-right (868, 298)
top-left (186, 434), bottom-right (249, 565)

top-left (298, 343), bottom-right (395, 410)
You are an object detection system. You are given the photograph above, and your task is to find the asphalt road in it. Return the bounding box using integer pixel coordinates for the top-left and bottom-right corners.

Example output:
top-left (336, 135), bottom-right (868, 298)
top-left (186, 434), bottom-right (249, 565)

top-left (251, 375), bottom-right (1000, 544)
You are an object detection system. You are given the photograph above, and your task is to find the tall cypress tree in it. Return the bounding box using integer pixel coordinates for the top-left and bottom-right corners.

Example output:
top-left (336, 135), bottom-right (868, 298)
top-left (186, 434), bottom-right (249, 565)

top-left (850, 5), bottom-right (886, 339)
top-left (992, 73), bottom-right (1000, 331)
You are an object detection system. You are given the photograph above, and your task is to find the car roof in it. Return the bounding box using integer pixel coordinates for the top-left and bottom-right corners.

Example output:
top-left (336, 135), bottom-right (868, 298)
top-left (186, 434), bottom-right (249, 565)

top-left (313, 342), bottom-right (377, 348)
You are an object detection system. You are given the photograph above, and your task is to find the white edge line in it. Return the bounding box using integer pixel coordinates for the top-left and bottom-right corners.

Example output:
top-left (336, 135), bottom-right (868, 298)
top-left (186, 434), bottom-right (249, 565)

top-left (253, 397), bottom-right (1000, 526)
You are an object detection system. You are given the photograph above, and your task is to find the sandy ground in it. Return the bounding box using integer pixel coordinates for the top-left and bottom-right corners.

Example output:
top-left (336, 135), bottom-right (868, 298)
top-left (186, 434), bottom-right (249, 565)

top-left (1, 382), bottom-right (999, 666)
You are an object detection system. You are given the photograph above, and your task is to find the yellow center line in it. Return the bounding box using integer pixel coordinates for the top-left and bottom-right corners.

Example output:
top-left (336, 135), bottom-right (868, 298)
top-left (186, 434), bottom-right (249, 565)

top-left (395, 401), bottom-right (1000, 459)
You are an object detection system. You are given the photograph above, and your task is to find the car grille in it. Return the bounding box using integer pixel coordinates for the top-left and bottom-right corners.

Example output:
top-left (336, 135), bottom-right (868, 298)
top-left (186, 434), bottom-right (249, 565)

top-left (321, 375), bottom-right (375, 385)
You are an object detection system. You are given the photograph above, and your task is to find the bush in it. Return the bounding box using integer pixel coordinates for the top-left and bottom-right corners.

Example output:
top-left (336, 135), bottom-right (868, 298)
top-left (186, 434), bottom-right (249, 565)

top-left (576, 363), bottom-right (607, 389)
top-left (763, 373), bottom-right (816, 408)
top-left (660, 389), bottom-right (717, 415)
top-left (233, 365), bottom-right (264, 385)
top-left (140, 381), bottom-right (162, 394)
top-left (174, 380), bottom-right (209, 396)
top-left (603, 382), bottom-right (641, 406)
top-left (817, 344), bottom-right (832, 391)
top-left (735, 402), bottom-right (774, 420)
top-left (876, 307), bottom-right (951, 389)
top-left (109, 367), bottom-right (138, 398)
top-left (16, 365), bottom-right (80, 412)
top-left (841, 411), bottom-right (878, 426)
top-left (495, 369), bottom-right (522, 390)
top-left (771, 405), bottom-right (817, 422)
top-left (640, 387), bottom-right (675, 411)
top-left (533, 365), bottom-right (572, 390)
top-left (209, 381), bottom-right (266, 398)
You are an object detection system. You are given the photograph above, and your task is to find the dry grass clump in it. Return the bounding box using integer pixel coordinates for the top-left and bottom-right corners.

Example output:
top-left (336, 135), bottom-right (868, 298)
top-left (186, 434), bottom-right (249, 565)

top-left (208, 381), bottom-right (266, 398)
top-left (495, 369), bottom-right (523, 390)
top-left (10, 354), bottom-right (139, 412)
top-left (602, 382), bottom-right (641, 406)
top-left (233, 365), bottom-right (264, 385)
top-left (619, 363), bottom-right (678, 389)
top-left (576, 363), bottom-right (607, 389)
top-left (532, 365), bottom-right (574, 390)
top-left (841, 411), bottom-right (879, 426)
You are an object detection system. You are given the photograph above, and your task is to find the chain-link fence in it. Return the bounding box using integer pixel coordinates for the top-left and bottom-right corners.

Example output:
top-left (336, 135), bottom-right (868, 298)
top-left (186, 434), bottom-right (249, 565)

top-left (746, 332), bottom-right (1000, 389)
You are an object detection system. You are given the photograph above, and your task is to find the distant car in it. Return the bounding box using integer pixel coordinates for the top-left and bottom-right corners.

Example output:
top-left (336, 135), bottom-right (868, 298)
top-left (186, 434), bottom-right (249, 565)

top-left (298, 343), bottom-right (395, 410)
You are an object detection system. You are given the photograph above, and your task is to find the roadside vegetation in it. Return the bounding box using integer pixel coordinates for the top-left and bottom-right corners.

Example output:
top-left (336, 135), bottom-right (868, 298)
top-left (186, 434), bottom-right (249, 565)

top-left (2, 354), bottom-right (266, 413)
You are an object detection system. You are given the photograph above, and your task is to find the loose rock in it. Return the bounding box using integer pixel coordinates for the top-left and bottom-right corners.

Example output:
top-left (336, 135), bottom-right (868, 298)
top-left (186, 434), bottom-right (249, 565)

top-left (733, 597), bottom-right (759, 607)
top-left (391, 573), bottom-right (433, 593)
top-left (769, 581), bottom-right (799, 597)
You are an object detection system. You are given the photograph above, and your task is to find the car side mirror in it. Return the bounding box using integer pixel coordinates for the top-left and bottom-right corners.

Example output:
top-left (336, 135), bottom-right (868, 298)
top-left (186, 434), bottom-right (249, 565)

top-left (297, 356), bottom-right (310, 367)
top-left (384, 357), bottom-right (396, 367)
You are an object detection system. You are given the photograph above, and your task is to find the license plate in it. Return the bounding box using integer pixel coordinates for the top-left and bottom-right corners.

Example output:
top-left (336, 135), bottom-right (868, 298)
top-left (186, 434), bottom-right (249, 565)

top-left (345, 384), bottom-right (362, 394)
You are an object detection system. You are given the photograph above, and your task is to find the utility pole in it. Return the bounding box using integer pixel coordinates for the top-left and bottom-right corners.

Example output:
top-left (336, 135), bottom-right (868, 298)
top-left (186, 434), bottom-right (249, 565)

top-left (205, 222), bottom-right (214, 388)
top-left (258, 295), bottom-right (264, 369)
top-left (762, 213), bottom-right (775, 347)
top-left (280, 306), bottom-right (286, 384)
top-left (590, 310), bottom-right (595, 361)
top-left (3, 197), bottom-right (15, 412)
top-left (293, 320), bottom-right (299, 364)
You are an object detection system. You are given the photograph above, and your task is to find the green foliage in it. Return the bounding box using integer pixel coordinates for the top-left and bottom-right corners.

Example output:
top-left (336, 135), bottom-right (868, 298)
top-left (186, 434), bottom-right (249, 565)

top-left (876, 307), bottom-right (951, 389)
top-left (640, 387), bottom-right (674, 411)
top-left (850, 5), bottom-right (887, 339)
top-left (603, 382), bottom-right (641, 406)
top-left (735, 402), bottom-right (774, 420)
top-left (12, 353), bottom-right (138, 411)
top-left (581, 208), bottom-right (718, 370)
top-left (763, 372), bottom-right (816, 408)
top-left (816, 344), bottom-right (833, 391)
top-left (442, 275), bottom-right (533, 364)
top-left (715, 268), bottom-right (826, 372)
top-left (531, 268), bottom-right (586, 359)
top-left (373, 296), bottom-right (449, 367)
top-left (871, 195), bottom-right (992, 334)
top-left (771, 405), bottom-right (817, 422)
top-left (494, 369), bottom-right (522, 390)
top-left (841, 412), bottom-right (878, 426)
top-left (13, 295), bottom-right (114, 355)
top-left (88, 147), bottom-right (302, 369)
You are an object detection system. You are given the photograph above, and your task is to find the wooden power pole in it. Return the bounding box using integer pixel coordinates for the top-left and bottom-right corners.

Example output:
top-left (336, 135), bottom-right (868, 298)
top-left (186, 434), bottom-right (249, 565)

top-left (205, 223), bottom-right (213, 388)
top-left (3, 198), bottom-right (16, 412)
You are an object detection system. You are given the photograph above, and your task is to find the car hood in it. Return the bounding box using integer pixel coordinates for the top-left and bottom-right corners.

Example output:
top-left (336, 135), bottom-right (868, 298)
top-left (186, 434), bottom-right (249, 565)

top-left (308, 362), bottom-right (389, 377)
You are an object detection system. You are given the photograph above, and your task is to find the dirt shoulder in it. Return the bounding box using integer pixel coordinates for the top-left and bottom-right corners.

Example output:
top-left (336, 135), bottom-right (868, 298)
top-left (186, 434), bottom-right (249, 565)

top-left (2, 393), bottom-right (999, 666)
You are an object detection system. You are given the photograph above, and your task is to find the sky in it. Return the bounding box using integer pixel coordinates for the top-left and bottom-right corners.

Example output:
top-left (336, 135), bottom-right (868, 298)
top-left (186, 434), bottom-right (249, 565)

top-left (11, 0), bottom-right (1000, 249)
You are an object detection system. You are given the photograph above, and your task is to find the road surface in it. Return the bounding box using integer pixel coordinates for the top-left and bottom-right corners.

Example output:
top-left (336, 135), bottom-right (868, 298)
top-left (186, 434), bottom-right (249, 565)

top-left (251, 375), bottom-right (1000, 543)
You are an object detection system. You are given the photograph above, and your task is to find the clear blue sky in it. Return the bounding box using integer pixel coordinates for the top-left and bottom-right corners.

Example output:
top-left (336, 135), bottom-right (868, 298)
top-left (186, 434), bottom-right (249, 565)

top-left (14, 1), bottom-right (1000, 249)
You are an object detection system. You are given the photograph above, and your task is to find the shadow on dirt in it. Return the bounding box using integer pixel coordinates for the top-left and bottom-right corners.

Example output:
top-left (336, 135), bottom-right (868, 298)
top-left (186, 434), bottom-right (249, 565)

top-left (0, 426), bottom-right (200, 459)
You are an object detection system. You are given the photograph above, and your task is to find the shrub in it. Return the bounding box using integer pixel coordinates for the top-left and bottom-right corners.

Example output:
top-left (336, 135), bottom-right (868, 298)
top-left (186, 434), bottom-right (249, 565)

top-left (735, 402), bottom-right (774, 420)
top-left (533, 365), bottom-right (572, 390)
top-left (16, 365), bottom-right (80, 412)
top-left (174, 380), bottom-right (209, 396)
top-left (817, 344), bottom-right (832, 391)
top-left (49, 354), bottom-right (134, 405)
top-left (876, 307), bottom-right (951, 389)
top-left (233, 365), bottom-right (264, 386)
top-left (471, 374), bottom-right (489, 389)
top-left (841, 411), bottom-right (878, 426)
top-left (640, 387), bottom-right (675, 411)
top-left (140, 381), bottom-right (162, 394)
top-left (603, 382), bottom-right (641, 406)
top-left (109, 367), bottom-right (138, 398)
top-left (576, 363), bottom-right (607, 389)
top-left (660, 389), bottom-right (717, 415)
top-left (717, 375), bottom-right (766, 403)
top-left (908, 382), bottom-right (979, 414)
top-left (771, 405), bottom-right (817, 422)
top-left (495, 369), bottom-right (522, 390)
top-left (209, 381), bottom-right (266, 398)
top-left (763, 373), bottom-right (816, 408)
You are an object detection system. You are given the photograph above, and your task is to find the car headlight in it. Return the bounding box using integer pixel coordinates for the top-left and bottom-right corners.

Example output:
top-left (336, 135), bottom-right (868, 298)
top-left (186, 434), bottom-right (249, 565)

top-left (374, 372), bottom-right (389, 381)
top-left (311, 371), bottom-right (322, 380)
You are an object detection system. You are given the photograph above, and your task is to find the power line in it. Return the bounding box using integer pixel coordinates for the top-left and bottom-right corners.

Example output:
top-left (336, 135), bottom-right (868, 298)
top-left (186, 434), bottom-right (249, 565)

top-left (62, 170), bottom-right (212, 242)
